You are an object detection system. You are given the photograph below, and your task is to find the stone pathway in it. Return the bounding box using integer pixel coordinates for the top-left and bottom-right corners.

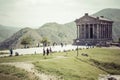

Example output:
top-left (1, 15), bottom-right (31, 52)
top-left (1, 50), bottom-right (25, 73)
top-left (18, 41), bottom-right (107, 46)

top-left (0, 45), bottom-right (87, 55)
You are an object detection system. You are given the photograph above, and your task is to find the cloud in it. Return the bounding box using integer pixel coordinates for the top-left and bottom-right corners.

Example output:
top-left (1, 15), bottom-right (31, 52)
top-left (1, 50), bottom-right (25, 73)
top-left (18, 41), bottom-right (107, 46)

top-left (0, 0), bottom-right (119, 28)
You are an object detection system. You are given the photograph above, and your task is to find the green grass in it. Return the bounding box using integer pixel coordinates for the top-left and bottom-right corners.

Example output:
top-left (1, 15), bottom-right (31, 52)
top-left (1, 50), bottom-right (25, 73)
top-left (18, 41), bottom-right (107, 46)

top-left (0, 54), bottom-right (53, 63)
top-left (0, 47), bottom-right (120, 80)
top-left (32, 48), bottom-right (120, 80)
top-left (0, 52), bottom-right (9, 55)
top-left (33, 57), bottom-right (106, 80)
top-left (0, 65), bottom-right (39, 80)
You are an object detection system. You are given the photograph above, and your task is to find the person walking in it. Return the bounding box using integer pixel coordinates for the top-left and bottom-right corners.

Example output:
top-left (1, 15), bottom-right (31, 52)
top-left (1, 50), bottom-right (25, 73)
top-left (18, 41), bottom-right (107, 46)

top-left (43, 48), bottom-right (46, 56)
top-left (9, 48), bottom-right (13, 56)
top-left (46, 48), bottom-right (49, 56)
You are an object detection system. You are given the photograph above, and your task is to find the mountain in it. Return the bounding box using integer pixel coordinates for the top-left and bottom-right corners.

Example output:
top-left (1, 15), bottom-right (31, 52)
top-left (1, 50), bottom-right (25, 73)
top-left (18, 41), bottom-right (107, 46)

top-left (0, 28), bottom-right (41, 49)
top-left (0, 22), bottom-right (76, 50)
top-left (0, 25), bottom-right (20, 42)
top-left (92, 8), bottom-right (120, 41)
top-left (0, 8), bottom-right (120, 49)
top-left (37, 22), bottom-right (76, 44)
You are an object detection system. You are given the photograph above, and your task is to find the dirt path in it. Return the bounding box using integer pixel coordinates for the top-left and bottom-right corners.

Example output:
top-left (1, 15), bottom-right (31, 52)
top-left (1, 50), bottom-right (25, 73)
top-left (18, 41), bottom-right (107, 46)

top-left (1, 62), bottom-right (60, 80)
top-left (0, 56), bottom-right (67, 80)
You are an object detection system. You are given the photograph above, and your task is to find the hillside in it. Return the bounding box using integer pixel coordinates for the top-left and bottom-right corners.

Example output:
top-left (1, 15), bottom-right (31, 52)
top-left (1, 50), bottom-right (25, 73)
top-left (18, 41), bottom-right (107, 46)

top-left (37, 22), bottom-right (76, 44)
top-left (0, 25), bottom-right (20, 42)
top-left (0, 28), bottom-right (41, 49)
top-left (93, 8), bottom-right (120, 41)
top-left (0, 8), bottom-right (120, 49)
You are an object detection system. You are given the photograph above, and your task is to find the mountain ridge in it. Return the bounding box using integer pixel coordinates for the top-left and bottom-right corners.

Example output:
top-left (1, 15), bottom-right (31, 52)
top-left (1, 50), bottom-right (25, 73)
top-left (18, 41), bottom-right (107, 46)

top-left (0, 8), bottom-right (120, 49)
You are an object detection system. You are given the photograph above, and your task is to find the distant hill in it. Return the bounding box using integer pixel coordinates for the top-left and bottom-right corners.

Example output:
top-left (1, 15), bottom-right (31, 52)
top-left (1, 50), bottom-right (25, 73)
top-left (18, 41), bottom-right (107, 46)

top-left (37, 22), bottom-right (76, 44)
top-left (0, 22), bottom-right (76, 50)
top-left (0, 8), bottom-right (120, 49)
top-left (92, 8), bottom-right (120, 41)
top-left (0, 25), bottom-right (20, 42)
top-left (0, 28), bottom-right (41, 49)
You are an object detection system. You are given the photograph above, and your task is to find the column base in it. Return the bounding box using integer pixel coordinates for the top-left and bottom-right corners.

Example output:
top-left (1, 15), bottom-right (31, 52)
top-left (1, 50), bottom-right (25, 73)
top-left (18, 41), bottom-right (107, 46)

top-left (73, 38), bottom-right (112, 46)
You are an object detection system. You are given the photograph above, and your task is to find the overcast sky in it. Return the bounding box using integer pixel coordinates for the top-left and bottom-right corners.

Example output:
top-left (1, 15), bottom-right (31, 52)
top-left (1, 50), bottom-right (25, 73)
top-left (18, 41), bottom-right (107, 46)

top-left (0, 0), bottom-right (120, 28)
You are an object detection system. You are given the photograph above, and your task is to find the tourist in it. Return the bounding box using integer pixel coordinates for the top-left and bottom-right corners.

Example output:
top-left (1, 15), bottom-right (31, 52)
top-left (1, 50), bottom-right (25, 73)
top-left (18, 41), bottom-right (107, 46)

top-left (43, 48), bottom-right (46, 56)
top-left (61, 43), bottom-right (63, 47)
top-left (9, 48), bottom-right (13, 56)
top-left (46, 48), bottom-right (49, 55)
top-left (49, 47), bottom-right (52, 53)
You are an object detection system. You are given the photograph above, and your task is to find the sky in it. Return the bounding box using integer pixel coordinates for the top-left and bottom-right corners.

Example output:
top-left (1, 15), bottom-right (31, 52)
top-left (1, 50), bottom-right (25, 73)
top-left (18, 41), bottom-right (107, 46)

top-left (0, 0), bottom-right (120, 28)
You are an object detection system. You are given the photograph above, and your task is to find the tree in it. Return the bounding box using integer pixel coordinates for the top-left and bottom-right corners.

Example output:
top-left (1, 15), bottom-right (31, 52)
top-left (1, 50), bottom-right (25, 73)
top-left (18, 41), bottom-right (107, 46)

top-left (21, 36), bottom-right (32, 48)
top-left (41, 37), bottom-right (49, 46)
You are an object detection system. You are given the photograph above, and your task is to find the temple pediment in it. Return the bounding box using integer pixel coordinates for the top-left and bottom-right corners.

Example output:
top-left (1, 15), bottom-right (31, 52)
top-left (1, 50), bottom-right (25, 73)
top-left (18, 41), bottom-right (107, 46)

top-left (75, 13), bottom-right (113, 24)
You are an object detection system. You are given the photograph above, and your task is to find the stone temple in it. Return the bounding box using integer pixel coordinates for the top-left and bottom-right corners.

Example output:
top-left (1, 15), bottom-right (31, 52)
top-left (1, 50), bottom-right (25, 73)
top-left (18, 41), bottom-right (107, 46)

top-left (73, 13), bottom-right (113, 46)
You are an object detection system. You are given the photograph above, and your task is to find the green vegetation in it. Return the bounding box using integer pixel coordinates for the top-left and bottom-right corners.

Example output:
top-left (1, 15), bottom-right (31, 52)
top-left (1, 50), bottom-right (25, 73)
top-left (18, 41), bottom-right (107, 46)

top-left (37, 22), bottom-right (76, 44)
top-left (0, 52), bottom-right (9, 55)
top-left (0, 48), bottom-right (120, 80)
top-left (0, 54), bottom-right (53, 63)
top-left (40, 37), bottom-right (50, 46)
top-left (0, 65), bottom-right (39, 80)
top-left (21, 36), bottom-right (33, 48)
top-left (0, 25), bottom-right (20, 42)
top-left (33, 58), bottom-right (106, 80)
top-left (32, 48), bottom-right (120, 80)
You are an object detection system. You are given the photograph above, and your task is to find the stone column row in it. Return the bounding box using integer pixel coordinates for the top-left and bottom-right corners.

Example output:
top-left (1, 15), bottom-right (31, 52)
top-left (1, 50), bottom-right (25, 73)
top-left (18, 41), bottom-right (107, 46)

top-left (99, 23), bottom-right (112, 39)
top-left (77, 23), bottom-right (112, 40)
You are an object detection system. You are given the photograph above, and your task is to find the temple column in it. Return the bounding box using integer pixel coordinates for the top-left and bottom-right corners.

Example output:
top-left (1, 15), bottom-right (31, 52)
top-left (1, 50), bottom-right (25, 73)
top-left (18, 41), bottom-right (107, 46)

top-left (84, 24), bottom-right (86, 39)
top-left (110, 24), bottom-right (112, 39)
top-left (99, 24), bottom-right (101, 39)
top-left (77, 25), bottom-right (79, 39)
top-left (97, 24), bottom-right (99, 39)
top-left (108, 25), bottom-right (110, 39)
top-left (102, 24), bottom-right (104, 39)
top-left (86, 24), bottom-right (89, 39)
top-left (81, 25), bottom-right (83, 39)
top-left (105, 24), bottom-right (107, 39)
top-left (82, 25), bottom-right (84, 39)
top-left (100, 24), bottom-right (102, 39)
top-left (93, 24), bottom-right (95, 39)
top-left (79, 25), bottom-right (81, 39)
top-left (101, 24), bottom-right (103, 39)
top-left (103, 24), bottom-right (105, 38)
top-left (106, 24), bottom-right (108, 38)
top-left (88, 24), bottom-right (90, 39)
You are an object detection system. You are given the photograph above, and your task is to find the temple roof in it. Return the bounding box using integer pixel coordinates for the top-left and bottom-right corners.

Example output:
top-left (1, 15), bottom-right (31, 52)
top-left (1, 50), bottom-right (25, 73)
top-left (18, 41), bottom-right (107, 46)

top-left (91, 15), bottom-right (113, 22)
top-left (75, 13), bottom-right (113, 23)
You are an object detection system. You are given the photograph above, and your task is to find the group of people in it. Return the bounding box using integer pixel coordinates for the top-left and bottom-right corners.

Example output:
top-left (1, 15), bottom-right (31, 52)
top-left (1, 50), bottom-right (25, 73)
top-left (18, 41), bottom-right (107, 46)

top-left (43, 47), bottom-right (52, 56)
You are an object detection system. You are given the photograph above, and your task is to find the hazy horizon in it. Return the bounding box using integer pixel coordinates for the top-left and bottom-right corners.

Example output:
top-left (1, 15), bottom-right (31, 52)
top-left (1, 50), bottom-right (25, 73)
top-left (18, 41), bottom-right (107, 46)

top-left (0, 0), bottom-right (120, 28)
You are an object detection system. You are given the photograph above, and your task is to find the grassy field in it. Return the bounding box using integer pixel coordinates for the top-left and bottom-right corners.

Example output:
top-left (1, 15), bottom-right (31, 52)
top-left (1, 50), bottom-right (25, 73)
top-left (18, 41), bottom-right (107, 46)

top-left (0, 54), bottom-right (53, 63)
top-left (0, 47), bottom-right (120, 80)
top-left (33, 47), bottom-right (120, 80)
top-left (0, 65), bottom-right (39, 80)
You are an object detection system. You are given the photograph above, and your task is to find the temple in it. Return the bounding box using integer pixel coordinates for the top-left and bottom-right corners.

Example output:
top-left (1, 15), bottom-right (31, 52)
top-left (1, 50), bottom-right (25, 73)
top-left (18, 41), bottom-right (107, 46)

top-left (73, 13), bottom-right (113, 46)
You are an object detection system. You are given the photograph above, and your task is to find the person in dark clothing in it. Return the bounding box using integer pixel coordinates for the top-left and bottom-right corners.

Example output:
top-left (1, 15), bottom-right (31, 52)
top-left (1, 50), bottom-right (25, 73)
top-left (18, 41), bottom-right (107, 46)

top-left (9, 48), bottom-right (13, 56)
top-left (49, 47), bottom-right (52, 53)
top-left (46, 48), bottom-right (49, 56)
top-left (61, 43), bottom-right (63, 47)
top-left (43, 48), bottom-right (46, 56)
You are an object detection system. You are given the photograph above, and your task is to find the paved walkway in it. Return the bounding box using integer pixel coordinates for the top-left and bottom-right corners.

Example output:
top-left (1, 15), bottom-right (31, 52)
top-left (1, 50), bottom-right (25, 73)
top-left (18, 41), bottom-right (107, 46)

top-left (0, 45), bottom-right (87, 56)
